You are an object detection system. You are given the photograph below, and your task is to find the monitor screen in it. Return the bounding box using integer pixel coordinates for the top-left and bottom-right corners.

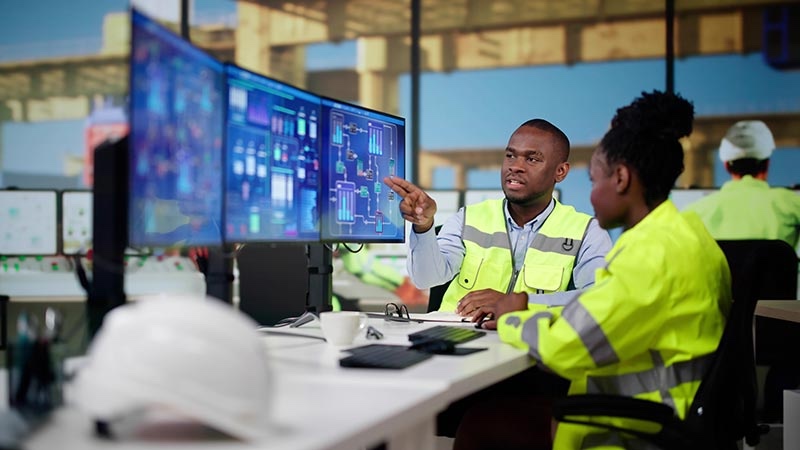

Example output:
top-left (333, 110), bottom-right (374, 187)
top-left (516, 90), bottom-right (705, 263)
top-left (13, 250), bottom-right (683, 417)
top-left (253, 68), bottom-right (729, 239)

top-left (427, 190), bottom-right (461, 227)
top-left (224, 65), bottom-right (321, 243)
top-left (463, 189), bottom-right (505, 206)
top-left (128, 9), bottom-right (225, 248)
top-left (61, 190), bottom-right (93, 255)
top-left (319, 98), bottom-right (406, 243)
top-left (0, 190), bottom-right (58, 256)
top-left (670, 188), bottom-right (717, 211)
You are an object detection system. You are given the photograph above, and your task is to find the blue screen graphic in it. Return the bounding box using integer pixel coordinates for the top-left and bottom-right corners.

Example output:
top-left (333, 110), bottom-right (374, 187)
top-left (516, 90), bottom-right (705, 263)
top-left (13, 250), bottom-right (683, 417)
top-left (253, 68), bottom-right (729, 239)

top-left (128, 9), bottom-right (225, 248)
top-left (320, 98), bottom-right (405, 243)
top-left (224, 65), bottom-right (321, 242)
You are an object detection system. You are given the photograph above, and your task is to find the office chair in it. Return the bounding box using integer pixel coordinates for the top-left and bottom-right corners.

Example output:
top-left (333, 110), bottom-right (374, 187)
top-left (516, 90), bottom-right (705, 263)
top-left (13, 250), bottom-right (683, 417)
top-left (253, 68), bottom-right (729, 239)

top-left (552, 239), bottom-right (798, 449)
top-left (426, 225), bottom-right (453, 312)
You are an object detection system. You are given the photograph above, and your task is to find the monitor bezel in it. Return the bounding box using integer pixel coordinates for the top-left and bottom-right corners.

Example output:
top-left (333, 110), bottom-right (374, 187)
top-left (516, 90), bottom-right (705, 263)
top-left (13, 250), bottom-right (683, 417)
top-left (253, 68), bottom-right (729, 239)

top-left (317, 96), bottom-right (407, 244)
top-left (0, 188), bottom-right (60, 257)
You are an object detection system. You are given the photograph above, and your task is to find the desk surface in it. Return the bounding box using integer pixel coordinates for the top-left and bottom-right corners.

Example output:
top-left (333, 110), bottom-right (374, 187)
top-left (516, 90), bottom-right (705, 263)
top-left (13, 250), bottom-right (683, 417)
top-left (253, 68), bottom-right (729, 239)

top-left (25, 318), bottom-right (532, 450)
top-left (755, 300), bottom-right (800, 323)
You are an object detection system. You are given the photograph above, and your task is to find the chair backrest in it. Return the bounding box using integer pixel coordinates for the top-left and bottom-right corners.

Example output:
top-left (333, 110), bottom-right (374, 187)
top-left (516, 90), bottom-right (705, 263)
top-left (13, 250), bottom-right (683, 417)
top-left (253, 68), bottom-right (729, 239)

top-left (684, 239), bottom-right (798, 447)
top-left (426, 225), bottom-right (453, 312)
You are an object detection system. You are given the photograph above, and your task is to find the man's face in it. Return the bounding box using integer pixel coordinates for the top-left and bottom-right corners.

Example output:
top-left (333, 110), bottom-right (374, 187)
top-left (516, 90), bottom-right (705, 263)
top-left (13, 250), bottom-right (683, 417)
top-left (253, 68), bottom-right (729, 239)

top-left (501, 126), bottom-right (568, 206)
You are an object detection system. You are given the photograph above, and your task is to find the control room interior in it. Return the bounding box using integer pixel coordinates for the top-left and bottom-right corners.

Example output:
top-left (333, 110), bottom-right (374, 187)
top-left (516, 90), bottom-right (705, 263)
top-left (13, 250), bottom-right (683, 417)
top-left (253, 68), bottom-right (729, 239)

top-left (0, 1), bottom-right (799, 449)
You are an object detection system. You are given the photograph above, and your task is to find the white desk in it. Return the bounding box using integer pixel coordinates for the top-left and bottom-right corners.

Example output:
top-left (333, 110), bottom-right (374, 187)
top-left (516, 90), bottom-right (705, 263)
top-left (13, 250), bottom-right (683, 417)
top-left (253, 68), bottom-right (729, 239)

top-left (754, 299), bottom-right (800, 323)
top-left (24, 319), bottom-right (532, 450)
top-left (755, 299), bottom-right (800, 450)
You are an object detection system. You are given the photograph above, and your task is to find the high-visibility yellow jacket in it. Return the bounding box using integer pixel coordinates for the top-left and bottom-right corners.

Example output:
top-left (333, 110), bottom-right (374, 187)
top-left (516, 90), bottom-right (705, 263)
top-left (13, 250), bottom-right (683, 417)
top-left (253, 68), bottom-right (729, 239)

top-left (340, 247), bottom-right (405, 291)
top-left (439, 199), bottom-right (592, 312)
top-left (498, 201), bottom-right (731, 449)
top-left (684, 176), bottom-right (800, 249)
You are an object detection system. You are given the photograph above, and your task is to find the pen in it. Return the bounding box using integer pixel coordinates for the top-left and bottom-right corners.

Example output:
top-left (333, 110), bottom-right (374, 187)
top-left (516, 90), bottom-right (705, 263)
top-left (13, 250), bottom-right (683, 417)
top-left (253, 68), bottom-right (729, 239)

top-left (475, 313), bottom-right (494, 329)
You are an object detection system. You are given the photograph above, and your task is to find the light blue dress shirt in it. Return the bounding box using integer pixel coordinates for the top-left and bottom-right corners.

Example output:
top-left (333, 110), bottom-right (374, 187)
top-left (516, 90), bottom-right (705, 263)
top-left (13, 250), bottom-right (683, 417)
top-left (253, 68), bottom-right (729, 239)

top-left (408, 198), bottom-right (612, 307)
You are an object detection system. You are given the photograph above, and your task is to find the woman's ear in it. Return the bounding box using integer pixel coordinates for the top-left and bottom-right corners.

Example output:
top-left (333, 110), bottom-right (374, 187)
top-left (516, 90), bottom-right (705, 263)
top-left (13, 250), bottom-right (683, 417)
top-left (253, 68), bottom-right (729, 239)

top-left (614, 163), bottom-right (631, 194)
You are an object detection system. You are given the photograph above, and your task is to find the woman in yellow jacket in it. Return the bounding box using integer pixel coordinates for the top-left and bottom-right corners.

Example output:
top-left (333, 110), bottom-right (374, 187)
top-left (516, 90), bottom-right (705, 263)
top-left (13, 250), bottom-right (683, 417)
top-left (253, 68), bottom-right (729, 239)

top-left (464, 91), bottom-right (732, 450)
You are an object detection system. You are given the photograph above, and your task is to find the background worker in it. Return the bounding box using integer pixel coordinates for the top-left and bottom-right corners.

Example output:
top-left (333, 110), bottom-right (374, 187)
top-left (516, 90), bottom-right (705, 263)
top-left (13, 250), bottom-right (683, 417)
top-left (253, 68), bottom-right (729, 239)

top-left (685, 120), bottom-right (800, 423)
top-left (685, 120), bottom-right (800, 250)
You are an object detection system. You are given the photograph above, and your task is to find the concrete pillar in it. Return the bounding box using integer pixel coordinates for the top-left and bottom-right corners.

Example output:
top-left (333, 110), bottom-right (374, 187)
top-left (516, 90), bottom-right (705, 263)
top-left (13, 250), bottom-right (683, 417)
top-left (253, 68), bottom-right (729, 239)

top-left (234, 2), bottom-right (306, 87)
top-left (356, 37), bottom-right (400, 114)
top-left (681, 136), bottom-right (715, 188)
top-left (235, 2), bottom-right (272, 75)
top-left (0, 103), bottom-right (11, 186)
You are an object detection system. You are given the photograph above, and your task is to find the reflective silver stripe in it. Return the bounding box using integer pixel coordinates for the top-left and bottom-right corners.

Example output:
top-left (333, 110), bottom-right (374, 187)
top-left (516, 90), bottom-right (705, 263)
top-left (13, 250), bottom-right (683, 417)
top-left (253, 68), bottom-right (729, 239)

top-left (561, 299), bottom-right (620, 366)
top-left (520, 311), bottom-right (554, 362)
top-left (586, 352), bottom-right (715, 400)
top-left (650, 351), bottom-right (675, 410)
top-left (529, 233), bottom-right (583, 257)
top-left (462, 225), bottom-right (510, 250)
top-left (582, 432), bottom-right (660, 450)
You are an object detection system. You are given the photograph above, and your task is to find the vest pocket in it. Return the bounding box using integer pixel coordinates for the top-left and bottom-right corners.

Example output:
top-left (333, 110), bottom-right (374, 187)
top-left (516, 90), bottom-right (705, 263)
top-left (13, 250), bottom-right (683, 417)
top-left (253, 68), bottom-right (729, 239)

top-left (522, 264), bottom-right (563, 292)
top-left (456, 256), bottom-right (482, 289)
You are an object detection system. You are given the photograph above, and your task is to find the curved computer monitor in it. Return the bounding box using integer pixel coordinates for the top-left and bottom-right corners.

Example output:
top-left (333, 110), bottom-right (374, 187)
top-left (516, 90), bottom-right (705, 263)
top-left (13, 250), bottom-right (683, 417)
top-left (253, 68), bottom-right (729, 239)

top-left (223, 64), bottom-right (321, 243)
top-left (128, 8), bottom-right (225, 249)
top-left (319, 97), bottom-right (406, 243)
top-left (0, 189), bottom-right (58, 256)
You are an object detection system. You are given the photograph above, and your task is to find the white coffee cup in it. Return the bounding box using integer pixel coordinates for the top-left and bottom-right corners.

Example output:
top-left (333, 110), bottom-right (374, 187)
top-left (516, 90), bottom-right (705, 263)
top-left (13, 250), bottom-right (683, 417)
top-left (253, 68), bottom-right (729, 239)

top-left (319, 311), bottom-right (368, 346)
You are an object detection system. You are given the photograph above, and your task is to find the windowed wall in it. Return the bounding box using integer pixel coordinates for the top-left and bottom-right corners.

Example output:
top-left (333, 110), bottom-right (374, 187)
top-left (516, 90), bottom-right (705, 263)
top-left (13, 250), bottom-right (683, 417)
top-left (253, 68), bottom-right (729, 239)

top-left (1, 0), bottom-right (798, 205)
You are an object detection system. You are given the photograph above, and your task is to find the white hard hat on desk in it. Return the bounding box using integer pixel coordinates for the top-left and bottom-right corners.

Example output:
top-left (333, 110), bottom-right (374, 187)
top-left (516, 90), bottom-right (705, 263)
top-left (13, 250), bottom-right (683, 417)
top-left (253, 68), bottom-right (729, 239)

top-left (69, 294), bottom-right (271, 441)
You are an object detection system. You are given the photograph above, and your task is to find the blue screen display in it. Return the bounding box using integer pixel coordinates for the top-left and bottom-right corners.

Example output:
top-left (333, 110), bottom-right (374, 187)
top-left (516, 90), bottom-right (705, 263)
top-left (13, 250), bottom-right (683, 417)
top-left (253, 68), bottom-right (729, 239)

top-left (224, 65), bottom-right (321, 242)
top-left (128, 9), bottom-right (225, 248)
top-left (319, 98), bottom-right (405, 243)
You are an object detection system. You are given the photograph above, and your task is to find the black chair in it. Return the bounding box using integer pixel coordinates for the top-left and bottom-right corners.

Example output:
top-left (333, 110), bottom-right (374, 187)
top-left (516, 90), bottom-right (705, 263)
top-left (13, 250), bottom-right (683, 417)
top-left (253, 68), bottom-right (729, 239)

top-left (426, 225), bottom-right (453, 312)
top-left (553, 239), bottom-right (798, 449)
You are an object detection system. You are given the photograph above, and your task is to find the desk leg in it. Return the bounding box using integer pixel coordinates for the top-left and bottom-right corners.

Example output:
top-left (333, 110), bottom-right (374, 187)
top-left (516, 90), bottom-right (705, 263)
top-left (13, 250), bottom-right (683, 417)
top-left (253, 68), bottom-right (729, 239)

top-left (386, 416), bottom-right (436, 450)
top-left (785, 390), bottom-right (800, 450)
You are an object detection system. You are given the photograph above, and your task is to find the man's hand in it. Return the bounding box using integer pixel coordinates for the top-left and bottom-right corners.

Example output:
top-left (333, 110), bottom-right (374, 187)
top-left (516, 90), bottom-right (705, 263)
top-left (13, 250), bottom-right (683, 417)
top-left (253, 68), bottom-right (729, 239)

top-left (456, 288), bottom-right (507, 317)
top-left (471, 291), bottom-right (528, 330)
top-left (383, 176), bottom-right (437, 233)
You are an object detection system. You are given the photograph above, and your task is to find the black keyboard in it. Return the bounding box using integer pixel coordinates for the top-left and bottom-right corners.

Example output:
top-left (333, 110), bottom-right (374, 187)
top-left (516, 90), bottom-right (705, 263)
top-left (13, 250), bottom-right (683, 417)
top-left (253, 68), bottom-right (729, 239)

top-left (339, 344), bottom-right (432, 370)
top-left (408, 325), bottom-right (486, 345)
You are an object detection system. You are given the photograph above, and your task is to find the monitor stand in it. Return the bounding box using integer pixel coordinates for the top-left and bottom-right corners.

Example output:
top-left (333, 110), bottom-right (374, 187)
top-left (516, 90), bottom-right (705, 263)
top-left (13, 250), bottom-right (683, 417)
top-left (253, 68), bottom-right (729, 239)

top-left (237, 243), bottom-right (333, 326)
top-left (205, 245), bottom-right (235, 303)
top-left (306, 243), bottom-right (333, 314)
top-left (88, 136), bottom-right (128, 338)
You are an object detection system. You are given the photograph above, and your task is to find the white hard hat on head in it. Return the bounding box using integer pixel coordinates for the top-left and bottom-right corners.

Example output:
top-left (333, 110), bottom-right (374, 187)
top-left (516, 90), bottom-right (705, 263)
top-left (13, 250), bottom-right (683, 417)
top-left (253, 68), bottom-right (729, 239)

top-left (718, 120), bottom-right (775, 162)
top-left (70, 294), bottom-right (271, 441)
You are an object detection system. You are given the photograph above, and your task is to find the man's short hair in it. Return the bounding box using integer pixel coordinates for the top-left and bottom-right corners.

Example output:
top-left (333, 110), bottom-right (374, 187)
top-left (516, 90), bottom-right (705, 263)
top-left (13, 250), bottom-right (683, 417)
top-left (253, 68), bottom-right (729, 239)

top-left (518, 118), bottom-right (570, 162)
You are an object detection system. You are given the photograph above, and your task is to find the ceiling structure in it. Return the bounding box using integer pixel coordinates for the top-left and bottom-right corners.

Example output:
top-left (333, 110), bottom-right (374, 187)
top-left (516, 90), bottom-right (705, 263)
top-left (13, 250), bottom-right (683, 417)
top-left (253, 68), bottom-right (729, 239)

top-left (0, 0), bottom-right (797, 187)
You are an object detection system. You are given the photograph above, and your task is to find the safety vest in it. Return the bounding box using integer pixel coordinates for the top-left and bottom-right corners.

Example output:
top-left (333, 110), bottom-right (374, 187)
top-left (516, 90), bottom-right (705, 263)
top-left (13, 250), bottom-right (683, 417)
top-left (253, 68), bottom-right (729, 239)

top-left (498, 201), bottom-right (731, 449)
top-left (684, 176), bottom-right (800, 248)
top-left (439, 199), bottom-right (592, 312)
top-left (340, 247), bottom-right (404, 291)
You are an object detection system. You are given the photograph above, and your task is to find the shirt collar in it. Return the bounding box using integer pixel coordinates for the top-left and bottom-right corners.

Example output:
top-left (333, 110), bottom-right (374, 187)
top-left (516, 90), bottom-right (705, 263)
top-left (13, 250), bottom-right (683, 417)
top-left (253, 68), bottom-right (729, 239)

top-left (504, 197), bottom-right (556, 232)
top-left (721, 175), bottom-right (770, 191)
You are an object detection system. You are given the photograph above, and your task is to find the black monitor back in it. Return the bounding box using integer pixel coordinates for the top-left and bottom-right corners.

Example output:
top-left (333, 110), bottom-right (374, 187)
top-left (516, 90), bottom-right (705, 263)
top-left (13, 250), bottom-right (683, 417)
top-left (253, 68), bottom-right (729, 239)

top-left (89, 136), bottom-right (128, 338)
top-left (237, 244), bottom-right (309, 326)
